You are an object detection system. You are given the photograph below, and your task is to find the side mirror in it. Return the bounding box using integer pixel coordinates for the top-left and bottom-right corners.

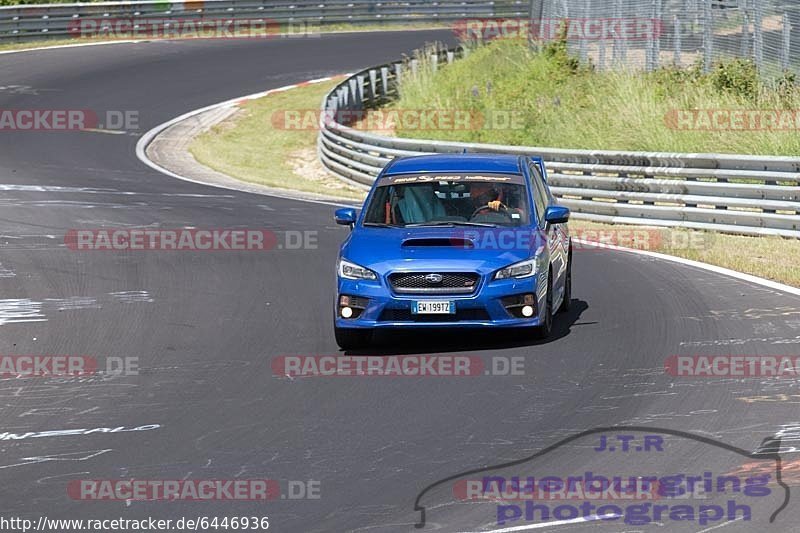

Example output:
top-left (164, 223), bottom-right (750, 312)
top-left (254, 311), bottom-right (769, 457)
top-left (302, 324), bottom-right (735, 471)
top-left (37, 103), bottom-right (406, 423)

top-left (335, 208), bottom-right (357, 226)
top-left (544, 205), bottom-right (570, 225)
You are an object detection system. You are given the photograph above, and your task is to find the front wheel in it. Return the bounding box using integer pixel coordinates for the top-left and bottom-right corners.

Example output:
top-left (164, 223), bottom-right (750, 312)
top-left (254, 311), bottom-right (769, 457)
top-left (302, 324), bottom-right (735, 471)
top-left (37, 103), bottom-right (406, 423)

top-left (334, 326), bottom-right (372, 350)
top-left (533, 273), bottom-right (553, 340)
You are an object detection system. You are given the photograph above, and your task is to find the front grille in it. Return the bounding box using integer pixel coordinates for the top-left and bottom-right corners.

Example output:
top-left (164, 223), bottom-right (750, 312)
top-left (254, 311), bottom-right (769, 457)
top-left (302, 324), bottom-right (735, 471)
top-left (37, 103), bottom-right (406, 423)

top-left (379, 308), bottom-right (491, 322)
top-left (389, 272), bottom-right (479, 295)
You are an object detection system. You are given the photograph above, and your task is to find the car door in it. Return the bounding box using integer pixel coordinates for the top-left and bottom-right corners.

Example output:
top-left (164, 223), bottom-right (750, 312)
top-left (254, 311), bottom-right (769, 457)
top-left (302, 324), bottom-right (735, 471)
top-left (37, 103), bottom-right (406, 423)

top-left (540, 164), bottom-right (571, 269)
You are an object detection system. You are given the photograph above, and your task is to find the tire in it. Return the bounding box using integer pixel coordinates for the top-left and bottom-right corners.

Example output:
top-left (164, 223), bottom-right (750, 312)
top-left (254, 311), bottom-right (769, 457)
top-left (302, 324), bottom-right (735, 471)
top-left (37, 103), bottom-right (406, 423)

top-left (558, 252), bottom-right (572, 314)
top-left (335, 326), bottom-right (372, 350)
top-left (534, 271), bottom-right (553, 340)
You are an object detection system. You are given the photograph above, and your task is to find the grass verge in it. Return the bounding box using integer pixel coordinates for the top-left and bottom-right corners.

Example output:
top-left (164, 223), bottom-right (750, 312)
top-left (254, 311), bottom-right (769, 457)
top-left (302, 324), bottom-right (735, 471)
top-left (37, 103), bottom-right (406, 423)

top-left (189, 78), bottom-right (365, 200)
top-left (392, 38), bottom-right (800, 155)
top-left (188, 54), bottom-right (800, 288)
top-left (569, 220), bottom-right (800, 288)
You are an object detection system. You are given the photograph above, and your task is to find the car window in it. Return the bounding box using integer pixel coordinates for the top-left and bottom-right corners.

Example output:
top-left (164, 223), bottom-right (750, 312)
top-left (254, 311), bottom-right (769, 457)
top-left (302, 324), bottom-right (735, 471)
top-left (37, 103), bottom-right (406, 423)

top-left (528, 163), bottom-right (548, 226)
top-left (364, 174), bottom-right (530, 227)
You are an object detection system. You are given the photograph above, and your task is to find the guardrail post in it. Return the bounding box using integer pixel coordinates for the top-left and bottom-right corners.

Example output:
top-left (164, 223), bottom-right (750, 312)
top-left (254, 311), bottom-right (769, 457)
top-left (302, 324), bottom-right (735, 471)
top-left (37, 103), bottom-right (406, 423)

top-left (394, 63), bottom-right (403, 89)
top-left (380, 67), bottom-right (390, 100)
top-left (348, 78), bottom-right (360, 108)
top-left (356, 75), bottom-right (366, 105)
top-left (368, 69), bottom-right (378, 105)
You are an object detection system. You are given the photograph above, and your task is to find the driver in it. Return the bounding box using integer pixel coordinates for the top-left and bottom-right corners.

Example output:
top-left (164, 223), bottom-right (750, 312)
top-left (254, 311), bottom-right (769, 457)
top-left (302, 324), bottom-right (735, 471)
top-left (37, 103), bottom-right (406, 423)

top-left (469, 182), bottom-right (505, 212)
top-left (468, 182), bottom-right (525, 222)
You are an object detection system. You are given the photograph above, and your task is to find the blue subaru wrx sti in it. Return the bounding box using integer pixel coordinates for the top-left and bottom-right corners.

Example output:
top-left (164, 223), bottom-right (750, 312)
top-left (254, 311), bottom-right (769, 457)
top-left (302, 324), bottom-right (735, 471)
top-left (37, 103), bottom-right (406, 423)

top-left (333, 154), bottom-right (572, 349)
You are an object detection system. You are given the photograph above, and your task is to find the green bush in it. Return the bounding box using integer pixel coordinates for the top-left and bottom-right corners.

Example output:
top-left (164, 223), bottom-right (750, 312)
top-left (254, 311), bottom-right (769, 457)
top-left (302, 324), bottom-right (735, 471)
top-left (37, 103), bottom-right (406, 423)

top-left (709, 58), bottom-right (759, 101)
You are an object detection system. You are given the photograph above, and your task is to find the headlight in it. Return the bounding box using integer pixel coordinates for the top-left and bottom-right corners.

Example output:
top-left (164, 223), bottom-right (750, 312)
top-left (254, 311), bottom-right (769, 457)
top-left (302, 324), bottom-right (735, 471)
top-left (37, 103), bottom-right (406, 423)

top-left (494, 247), bottom-right (546, 280)
top-left (338, 258), bottom-right (378, 281)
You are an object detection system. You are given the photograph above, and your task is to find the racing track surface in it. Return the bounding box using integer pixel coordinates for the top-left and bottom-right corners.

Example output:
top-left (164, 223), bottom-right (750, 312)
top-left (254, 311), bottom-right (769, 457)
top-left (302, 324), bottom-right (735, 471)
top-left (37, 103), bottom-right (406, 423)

top-left (1, 31), bottom-right (800, 533)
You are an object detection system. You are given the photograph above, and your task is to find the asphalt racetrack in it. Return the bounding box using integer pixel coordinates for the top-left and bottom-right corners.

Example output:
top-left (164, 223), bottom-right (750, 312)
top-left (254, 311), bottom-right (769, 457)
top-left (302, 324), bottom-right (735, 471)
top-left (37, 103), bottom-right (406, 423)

top-left (1, 30), bottom-right (800, 532)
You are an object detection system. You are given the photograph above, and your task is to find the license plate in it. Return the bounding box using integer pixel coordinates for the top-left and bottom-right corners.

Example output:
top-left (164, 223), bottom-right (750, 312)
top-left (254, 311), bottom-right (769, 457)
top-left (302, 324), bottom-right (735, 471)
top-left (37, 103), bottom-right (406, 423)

top-left (412, 301), bottom-right (455, 315)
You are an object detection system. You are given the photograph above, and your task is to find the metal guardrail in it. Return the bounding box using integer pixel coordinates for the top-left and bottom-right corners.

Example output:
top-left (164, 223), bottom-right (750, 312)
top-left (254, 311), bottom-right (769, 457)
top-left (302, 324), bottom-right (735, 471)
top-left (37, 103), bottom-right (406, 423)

top-left (318, 49), bottom-right (800, 239)
top-left (0, 0), bottom-right (528, 42)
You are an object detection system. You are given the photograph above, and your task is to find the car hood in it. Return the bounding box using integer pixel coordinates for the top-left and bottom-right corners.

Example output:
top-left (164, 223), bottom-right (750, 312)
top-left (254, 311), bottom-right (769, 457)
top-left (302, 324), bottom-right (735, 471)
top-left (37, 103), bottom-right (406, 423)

top-left (342, 227), bottom-right (543, 275)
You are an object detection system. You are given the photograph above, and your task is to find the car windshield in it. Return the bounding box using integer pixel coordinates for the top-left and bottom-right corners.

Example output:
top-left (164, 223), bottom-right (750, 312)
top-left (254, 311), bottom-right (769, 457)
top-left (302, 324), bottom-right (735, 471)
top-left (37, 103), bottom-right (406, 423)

top-left (363, 174), bottom-right (530, 227)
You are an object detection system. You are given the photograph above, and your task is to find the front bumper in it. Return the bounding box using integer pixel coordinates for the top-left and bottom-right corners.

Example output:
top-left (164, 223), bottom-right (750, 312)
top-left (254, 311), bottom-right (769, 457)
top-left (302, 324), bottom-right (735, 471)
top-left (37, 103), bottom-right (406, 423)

top-left (335, 275), bottom-right (545, 330)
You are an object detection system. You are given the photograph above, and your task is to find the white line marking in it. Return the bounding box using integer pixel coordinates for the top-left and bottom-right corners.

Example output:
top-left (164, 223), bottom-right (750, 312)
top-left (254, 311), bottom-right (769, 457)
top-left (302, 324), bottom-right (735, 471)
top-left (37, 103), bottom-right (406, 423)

top-left (81, 128), bottom-right (128, 135)
top-left (0, 39), bottom-right (145, 56)
top-left (109, 290), bottom-right (154, 303)
top-left (0, 424), bottom-right (160, 441)
top-left (0, 449), bottom-right (112, 470)
top-left (134, 75), bottom-right (356, 209)
top-left (459, 514), bottom-right (620, 532)
top-left (695, 517), bottom-right (744, 533)
top-left (0, 299), bottom-right (46, 325)
top-left (574, 238), bottom-right (800, 297)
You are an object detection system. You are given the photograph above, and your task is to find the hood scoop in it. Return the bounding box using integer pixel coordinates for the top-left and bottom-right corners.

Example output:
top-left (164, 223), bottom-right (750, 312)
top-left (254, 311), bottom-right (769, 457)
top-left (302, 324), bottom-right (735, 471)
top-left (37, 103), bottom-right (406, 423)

top-left (401, 238), bottom-right (474, 249)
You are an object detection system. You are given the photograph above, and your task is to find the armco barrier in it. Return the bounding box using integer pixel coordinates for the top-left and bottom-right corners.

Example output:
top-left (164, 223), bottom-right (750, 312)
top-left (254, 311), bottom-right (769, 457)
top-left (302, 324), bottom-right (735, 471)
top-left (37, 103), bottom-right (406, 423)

top-left (318, 49), bottom-right (800, 239)
top-left (0, 0), bottom-right (527, 42)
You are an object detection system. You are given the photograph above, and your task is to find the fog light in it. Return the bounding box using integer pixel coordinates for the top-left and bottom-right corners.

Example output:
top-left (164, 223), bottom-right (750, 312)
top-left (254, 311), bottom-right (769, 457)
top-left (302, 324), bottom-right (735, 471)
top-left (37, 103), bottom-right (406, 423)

top-left (341, 306), bottom-right (353, 318)
top-left (521, 305), bottom-right (534, 317)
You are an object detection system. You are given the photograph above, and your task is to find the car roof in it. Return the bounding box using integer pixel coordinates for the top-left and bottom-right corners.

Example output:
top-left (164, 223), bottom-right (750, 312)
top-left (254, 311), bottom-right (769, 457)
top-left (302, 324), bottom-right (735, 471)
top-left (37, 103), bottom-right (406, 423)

top-left (383, 153), bottom-right (530, 175)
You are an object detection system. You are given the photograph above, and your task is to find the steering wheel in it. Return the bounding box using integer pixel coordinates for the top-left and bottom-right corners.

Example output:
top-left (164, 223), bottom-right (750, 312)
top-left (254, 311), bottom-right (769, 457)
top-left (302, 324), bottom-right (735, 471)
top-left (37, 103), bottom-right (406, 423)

top-left (470, 204), bottom-right (514, 222)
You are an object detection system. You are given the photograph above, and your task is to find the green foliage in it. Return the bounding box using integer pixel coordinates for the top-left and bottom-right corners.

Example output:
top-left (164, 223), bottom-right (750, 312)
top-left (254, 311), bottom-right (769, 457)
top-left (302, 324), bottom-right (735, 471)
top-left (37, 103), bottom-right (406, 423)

top-left (709, 58), bottom-right (759, 101)
top-left (540, 25), bottom-right (583, 75)
top-left (775, 71), bottom-right (799, 106)
top-left (391, 38), bottom-right (800, 156)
